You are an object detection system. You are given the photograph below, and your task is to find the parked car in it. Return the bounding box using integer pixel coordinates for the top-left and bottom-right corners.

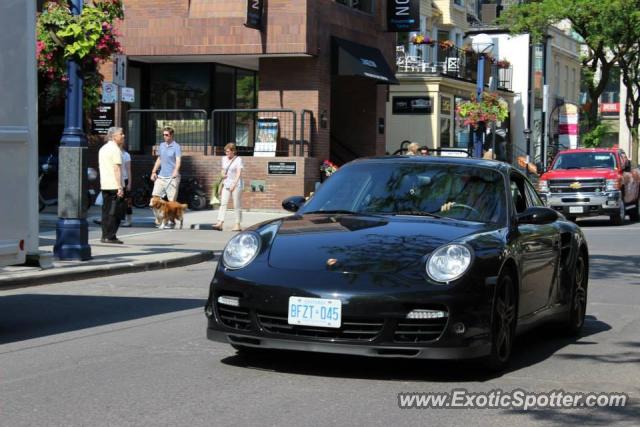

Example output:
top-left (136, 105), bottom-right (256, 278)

top-left (537, 147), bottom-right (640, 225)
top-left (205, 156), bottom-right (589, 370)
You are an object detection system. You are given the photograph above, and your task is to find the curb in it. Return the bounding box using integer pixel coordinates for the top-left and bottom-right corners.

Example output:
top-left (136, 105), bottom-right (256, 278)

top-left (0, 250), bottom-right (216, 290)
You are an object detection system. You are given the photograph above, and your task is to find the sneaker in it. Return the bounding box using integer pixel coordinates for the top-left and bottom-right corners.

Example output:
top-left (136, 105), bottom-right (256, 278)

top-left (120, 221), bottom-right (131, 227)
top-left (101, 238), bottom-right (123, 244)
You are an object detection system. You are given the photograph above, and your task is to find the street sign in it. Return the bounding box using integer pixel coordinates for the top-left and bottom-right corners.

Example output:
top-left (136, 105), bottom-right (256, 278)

top-left (101, 81), bottom-right (117, 104)
top-left (113, 54), bottom-right (127, 86)
top-left (120, 87), bottom-right (135, 103)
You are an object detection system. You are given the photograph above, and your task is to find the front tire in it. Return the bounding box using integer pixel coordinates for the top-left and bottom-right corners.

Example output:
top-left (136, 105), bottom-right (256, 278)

top-left (610, 198), bottom-right (625, 225)
top-left (561, 250), bottom-right (588, 336)
top-left (483, 273), bottom-right (517, 371)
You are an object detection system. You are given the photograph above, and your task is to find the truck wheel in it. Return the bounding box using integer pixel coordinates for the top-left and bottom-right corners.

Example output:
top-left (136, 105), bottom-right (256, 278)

top-left (629, 198), bottom-right (640, 222)
top-left (610, 200), bottom-right (625, 226)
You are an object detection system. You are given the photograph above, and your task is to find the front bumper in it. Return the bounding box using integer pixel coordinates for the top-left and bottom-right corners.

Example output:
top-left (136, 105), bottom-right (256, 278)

top-left (205, 267), bottom-right (495, 360)
top-left (540, 190), bottom-right (621, 217)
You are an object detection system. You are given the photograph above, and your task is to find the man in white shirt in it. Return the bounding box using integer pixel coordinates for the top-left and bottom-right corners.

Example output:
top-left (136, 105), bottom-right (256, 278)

top-left (98, 127), bottom-right (125, 244)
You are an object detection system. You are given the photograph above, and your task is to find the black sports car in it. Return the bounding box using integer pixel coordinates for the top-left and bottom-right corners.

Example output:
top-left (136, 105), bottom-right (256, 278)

top-left (205, 156), bottom-right (589, 370)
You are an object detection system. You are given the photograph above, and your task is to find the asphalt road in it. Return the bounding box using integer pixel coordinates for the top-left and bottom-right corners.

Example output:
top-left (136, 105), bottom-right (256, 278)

top-left (1, 217), bottom-right (639, 426)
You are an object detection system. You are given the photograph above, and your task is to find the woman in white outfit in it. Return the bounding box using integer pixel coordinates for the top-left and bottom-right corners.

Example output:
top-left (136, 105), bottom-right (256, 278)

top-left (213, 143), bottom-right (243, 231)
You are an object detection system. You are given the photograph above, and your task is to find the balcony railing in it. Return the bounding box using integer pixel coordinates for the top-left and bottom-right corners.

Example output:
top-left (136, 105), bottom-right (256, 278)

top-left (396, 44), bottom-right (512, 91)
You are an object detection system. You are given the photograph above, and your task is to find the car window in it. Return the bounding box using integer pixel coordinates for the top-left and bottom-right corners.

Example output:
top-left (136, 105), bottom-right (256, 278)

top-left (302, 162), bottom-right (507, 224)
top-left (509, 173), bottom-right (528, 214)
top-left (524, 179), bottom-right (544, 207)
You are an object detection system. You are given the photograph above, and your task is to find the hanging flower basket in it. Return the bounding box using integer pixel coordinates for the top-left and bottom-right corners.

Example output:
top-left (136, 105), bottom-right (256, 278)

top-left (496, 59), bottom-right (511, 69)
top-left (410, 34), bottom-right (434, 45)
top-left (439, 39), bottom-right (455, 49)
top-left (456, 92), bottom-right (509, 129)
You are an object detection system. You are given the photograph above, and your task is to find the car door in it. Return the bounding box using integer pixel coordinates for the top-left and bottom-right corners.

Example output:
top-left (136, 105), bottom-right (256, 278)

top-left (511, 173), bottom-right (560, 316)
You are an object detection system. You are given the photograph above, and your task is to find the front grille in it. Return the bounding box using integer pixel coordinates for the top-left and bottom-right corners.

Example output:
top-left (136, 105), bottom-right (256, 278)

top-left (256, 312), bottom-right (384, 342)
top-left (549, 178), bottom-right (605, 193)
top-left (394, 318), bottom-right (448, 343)
top-left (216, 304), bottom-right (252, 331)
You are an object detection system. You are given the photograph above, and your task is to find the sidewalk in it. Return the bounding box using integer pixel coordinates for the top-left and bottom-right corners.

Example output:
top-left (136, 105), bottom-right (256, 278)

top-left (0, 205), bottom-right (288, 289)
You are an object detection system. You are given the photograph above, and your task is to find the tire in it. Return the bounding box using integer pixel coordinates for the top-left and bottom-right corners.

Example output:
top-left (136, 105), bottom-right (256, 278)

top-left (609, 199), bottom-right (625, 226)
top-left (561, 249), bottom-right (588, 336)
top-left (628, 197), bottom-right (640, 222)
top-left (483, 273), bottom-right (517, 371)
top-left (132, 188), bottom-right (150, 208)
top-left (188, 191), bottom-right (207, 210)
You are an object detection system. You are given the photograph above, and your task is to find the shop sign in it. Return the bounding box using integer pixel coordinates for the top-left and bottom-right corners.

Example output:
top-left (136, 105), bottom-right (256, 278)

top-left (246, 0), bottom-right (264, 30)
top-left (254, 117), bottom-right (279, 157)
top-left (392, 96), bottom-right (433, 114)
top-left (120, 87), bottom-right (135, 103)
top-left (91, 104), bottom-right (114, 135)
top-left (268, 162), bottom-right (297, 175)
top-left (387, 0), bottom-right (419, 32)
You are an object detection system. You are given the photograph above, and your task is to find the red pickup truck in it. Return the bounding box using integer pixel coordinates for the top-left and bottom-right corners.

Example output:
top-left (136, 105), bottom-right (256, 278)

top-left (537, 148), bottom-right (640, 225)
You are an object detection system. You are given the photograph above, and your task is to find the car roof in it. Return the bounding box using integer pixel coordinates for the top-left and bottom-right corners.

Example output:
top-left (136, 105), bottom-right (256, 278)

top-left (349, 155), bottom-right (515, 174)
top-left (558, 148), bottom-right (618, 154)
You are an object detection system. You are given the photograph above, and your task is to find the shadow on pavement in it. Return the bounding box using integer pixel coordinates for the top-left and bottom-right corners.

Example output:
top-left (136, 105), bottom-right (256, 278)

top-left (220, 315), bottom-right (612, 382)
top-left (501, 401), bottom-right (639, 426)
top-left (588, 255), bottom-right (640, 285)
top-left (0, 294), bottom-right (203, 344)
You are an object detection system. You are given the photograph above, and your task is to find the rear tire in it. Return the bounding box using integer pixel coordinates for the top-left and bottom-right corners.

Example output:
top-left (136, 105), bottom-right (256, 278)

top-left (628, 198), bottom-right (640, 222)
top-left (609, 200), bottom-right (625, 225)
top-left (483, 273), bottom-right (517, 371)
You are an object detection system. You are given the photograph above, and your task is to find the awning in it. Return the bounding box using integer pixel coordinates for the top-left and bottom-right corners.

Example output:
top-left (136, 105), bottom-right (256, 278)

top-left (332, 37), bottom-right (399, 84)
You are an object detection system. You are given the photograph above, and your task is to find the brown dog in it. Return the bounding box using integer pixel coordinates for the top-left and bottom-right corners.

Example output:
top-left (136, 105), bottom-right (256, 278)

top-left (150, 196), bottom-right (188, 229)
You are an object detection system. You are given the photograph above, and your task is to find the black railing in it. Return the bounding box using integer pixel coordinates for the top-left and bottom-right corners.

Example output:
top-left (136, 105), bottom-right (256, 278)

top-left (211, 109), bottom-right (297, 156)
top-left (126, 109), bottom-right (208, 154)
top-left (300, 109), bottom-right (314, 157)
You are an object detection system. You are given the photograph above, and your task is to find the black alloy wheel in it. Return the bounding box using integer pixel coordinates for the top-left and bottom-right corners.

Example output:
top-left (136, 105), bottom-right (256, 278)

top-left (484, 273), bottom-right (517, 371)
top-left (562, 250), bottom-right (588, 335)
top-left (132, 188), bottom-right (150, 208)
top-left (188, 192), bottom-right (208, 210)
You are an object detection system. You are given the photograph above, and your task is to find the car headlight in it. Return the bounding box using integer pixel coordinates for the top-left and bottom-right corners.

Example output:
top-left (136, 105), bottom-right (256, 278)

top-left (426, 244), bottom-right (473, 283)
top-left (222, 232), bottom-right (261, 269)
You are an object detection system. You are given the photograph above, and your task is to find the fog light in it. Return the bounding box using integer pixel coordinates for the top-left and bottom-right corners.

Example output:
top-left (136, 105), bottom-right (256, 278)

top-left (406, 309), bottom-right (448, 319)
top-left (218, 295), bottom-right (240, 307)
top-left (453, 322), bottom-right (466, 335)
top-left (204, 304), bottom-right (213, 317)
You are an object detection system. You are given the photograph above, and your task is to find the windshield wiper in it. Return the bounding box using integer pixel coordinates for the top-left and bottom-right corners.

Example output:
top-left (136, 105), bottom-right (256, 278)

top-left (303, 209), bottom-right (360, 215)
top-left (390, 210), bottom-right (443, 218)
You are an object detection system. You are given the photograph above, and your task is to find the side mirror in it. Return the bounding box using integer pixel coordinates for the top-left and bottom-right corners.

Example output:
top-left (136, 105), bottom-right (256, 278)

top-left (282, 196), bottom-right (306, 213)
top-left (517, 206), bottom-right (558, 225)
top-left (624, 159), bottom-right (631, 172)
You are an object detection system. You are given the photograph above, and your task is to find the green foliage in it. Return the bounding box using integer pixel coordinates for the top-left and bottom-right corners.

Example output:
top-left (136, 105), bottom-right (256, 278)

top-left (581, 123), bottom-right (609, 148)
top-left (37, 1), bottom-right (124, 112)
top-left (456, 93), bottom-right (509, 129)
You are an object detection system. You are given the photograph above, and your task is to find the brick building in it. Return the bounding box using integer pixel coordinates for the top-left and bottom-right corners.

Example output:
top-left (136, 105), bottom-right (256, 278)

top-left (109, 0), bottom-right (397, 209)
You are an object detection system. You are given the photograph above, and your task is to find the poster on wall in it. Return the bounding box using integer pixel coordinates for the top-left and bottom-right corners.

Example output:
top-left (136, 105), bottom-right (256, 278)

top-left (387, 0), bottom-right (420, 32)
top-left (91, 104), bottom-right (114, 135)
top-left (246, 0), bottom-right (264, 30)
top-left (254, 117), bottom-right (279, 157)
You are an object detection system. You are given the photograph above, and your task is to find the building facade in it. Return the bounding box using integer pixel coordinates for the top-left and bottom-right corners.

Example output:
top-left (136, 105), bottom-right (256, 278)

top-left (109, 0), bottom-right (397, 209)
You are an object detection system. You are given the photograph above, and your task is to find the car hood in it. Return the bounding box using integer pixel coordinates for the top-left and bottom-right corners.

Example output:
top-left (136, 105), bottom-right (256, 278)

top-left (543, 169), bottom-right (617, 180)
top-left (267, 214), bottom-right (492, 273)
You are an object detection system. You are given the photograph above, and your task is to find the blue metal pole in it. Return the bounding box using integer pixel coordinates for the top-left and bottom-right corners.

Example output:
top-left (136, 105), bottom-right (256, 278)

top-left (54, 0), bottom-right (91, 260)
top-left (473, 54), bottom-right (486, 158)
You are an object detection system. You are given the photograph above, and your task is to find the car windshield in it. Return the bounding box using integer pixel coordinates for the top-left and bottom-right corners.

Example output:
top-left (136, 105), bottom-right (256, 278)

top-left (552, 152), bottom-right (617, 170)
top-left (301, 162), bottom-right (506, 224)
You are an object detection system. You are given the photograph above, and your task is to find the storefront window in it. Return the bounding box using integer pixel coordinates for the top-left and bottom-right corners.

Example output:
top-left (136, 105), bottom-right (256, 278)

top-left (440, 96), bottom-right (452, 147)
top-left (235, 69), bottom-right (256, 147)
top-left (335, 0), bottom-right (374, 14)
top-left (149, 63), bottom-right (209, 109)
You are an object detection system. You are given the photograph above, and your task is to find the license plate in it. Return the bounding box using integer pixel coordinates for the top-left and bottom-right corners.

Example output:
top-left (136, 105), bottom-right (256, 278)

top-left (288, 296), bottom-right (342, 328)
top-left (569, 206), bottom-right (584, 214)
